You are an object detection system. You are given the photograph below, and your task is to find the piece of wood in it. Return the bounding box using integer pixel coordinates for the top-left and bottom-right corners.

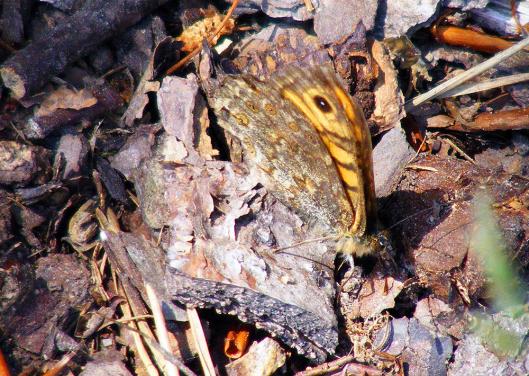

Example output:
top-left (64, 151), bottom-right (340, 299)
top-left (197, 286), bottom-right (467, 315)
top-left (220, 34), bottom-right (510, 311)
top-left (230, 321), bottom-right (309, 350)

top-left (165, 262), bottom-right (337, 363)
top-left (0, 0), bottom-right (29, 45)
top-left (0, 0), bottom-right (169, 99)
top-left (472, 107), bottom-right (529, 131)
top-left (427, 107), bottom-right (529, 132)
top-left (133, 153), bottom-right (339, 362)
top-left (22, 82), bottom-right (123, 139)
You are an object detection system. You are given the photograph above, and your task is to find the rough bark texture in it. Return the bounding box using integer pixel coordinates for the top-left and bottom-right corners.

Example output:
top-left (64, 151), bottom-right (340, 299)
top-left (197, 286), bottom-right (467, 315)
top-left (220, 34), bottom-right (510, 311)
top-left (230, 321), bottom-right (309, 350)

top-left (0, 0), bottom-right (169, 99)
top-left (165, 267), bottom-right (338, 362)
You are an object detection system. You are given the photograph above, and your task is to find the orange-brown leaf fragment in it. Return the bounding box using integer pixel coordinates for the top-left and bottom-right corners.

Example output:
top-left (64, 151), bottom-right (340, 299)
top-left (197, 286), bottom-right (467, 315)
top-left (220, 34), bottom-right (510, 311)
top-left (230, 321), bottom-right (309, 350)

top-left (224, 328), bottom-right (251, 359)
top-left (431, 25), bottom-right (515, 54)
top-left (36, 86), bottom-right (97, 117)
top-left (176, 9), bottom-right (235, 53)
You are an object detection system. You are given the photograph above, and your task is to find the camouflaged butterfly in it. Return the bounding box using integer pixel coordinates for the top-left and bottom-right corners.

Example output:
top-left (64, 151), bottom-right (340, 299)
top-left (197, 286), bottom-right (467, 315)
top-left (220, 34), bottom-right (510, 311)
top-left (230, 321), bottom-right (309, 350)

top-left (211, 64), bottom-right (377, 256)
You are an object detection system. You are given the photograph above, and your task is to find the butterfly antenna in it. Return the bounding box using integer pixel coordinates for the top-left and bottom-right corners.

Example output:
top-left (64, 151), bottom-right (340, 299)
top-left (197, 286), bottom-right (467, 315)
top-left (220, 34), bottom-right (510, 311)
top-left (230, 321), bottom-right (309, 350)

top-left (272, 234), bottom-right (338, 254)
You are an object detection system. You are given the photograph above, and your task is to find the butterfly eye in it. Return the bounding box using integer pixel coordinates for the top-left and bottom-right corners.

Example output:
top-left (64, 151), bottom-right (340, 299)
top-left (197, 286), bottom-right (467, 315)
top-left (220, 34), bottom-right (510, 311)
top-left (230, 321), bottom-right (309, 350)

top-left (313, 95), bottom-right (332, 113)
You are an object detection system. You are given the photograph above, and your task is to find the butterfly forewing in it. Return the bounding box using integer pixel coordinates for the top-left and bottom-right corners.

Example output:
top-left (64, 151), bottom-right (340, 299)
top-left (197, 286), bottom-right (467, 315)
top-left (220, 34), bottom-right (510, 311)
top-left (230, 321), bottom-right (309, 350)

top-left (211, 64), bottom-right (375, 242)
top-left (272, 65), bottom-right (376, 236)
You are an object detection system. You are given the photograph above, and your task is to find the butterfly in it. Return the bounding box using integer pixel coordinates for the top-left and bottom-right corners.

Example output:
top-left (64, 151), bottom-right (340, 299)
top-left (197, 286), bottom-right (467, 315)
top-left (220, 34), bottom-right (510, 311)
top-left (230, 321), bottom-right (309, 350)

top-left (210, 64), bottom-right (377, 256)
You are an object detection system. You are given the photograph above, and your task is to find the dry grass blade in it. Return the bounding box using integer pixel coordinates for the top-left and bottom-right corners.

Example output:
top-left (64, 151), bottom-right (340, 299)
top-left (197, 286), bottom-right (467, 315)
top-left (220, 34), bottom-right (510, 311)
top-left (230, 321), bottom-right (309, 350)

top-left (41, 352), bottom-right (77, 376)
top-left (441, 137), bottom-right (475, 164)
top-left (145, 283), bottom-right (179, 376)
top-left (295, 355), bottom-right (382, 376)
top-left (405, 164), bottom-right (439, 172)
top-left (439, 72), bottom-right (529, 98)
top-left (116, 323), bottom-right (198, 376)
top-left (187, 308), bottom-right (216, 376)
top-left (122, 286), bottom-right (167, 374)
top-left (101, 314), bottom-right (154, 330)
top-left (406, 35), bottom-right (529, 111)
top-left (120, 287), bottom-right (160, 376)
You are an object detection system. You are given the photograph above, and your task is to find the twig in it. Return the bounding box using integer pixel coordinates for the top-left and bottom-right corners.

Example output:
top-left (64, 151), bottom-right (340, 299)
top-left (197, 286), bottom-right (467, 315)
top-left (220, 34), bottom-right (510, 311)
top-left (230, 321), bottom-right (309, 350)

top-left (120, 284), bottom-right (159, 376)
top-left (406, 35), bottom-right (529, 111)
top-left (431, 25), bottom-right (518, 53)
top-left (295, 355), bottom-right (382, 376)
top-left (187, 308), bottom-right (216, 376)
top-left (42, 352), bottom-right (78, 376)
top-left (165, 0), bottom-right (239, 75)
top-left (101, 314), bottom-right (154, 330)
top-left (438, 72), bottom-right (529, 98)
top-left (440, 137), bottom-right (475, 164)
top-left (116, 323), bottom-right (198, 376)
top-left (122, 281), bottom-right (168, 374)
top-left (146, 283), bottom-right (179, 376)
top-left (428, 107), bottom-right (529, 132)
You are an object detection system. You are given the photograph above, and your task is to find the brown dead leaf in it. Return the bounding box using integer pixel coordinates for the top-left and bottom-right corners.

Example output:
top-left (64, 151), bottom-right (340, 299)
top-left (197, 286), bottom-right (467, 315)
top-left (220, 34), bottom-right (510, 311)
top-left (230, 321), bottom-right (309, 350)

top-left (36, 86), bottom-right (97, 118)
top-left (195, 97), bottom-right (218, 159)
top-left (370, 40), bottom-right (405, 133)
top-left (224, 326), bottom-right (251, 359)
top-left (344, 277), bottom-right (404, 320)
top-left (233, 25), bottom-right (330, 80)
top-left (176, 8), bottom-right (235, 53)
top-left (0, 141), bottom-right (51, 185)
top-left (122, 38), bottom-right (179, 126)
top-left (67, 199), bottom-right (99, 253)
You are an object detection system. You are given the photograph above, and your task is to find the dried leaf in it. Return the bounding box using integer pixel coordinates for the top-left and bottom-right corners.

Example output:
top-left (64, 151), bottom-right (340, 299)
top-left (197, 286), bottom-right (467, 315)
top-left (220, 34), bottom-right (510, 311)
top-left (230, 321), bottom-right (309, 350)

top-left (176, 9), bottom-right (235, 53)
top-left (36, 86), bottom-right (97, 117)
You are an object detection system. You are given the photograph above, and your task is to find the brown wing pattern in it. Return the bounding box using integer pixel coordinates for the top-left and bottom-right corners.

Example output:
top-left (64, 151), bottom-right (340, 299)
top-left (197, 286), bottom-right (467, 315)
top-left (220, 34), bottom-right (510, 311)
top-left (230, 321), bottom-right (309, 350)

top-left (272, 65), bottom-right (376, 236)
top-left (211, 64), bottom-right (376, 240)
